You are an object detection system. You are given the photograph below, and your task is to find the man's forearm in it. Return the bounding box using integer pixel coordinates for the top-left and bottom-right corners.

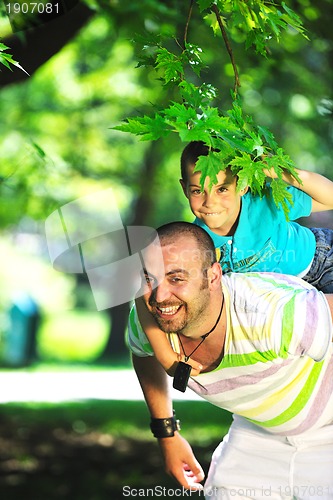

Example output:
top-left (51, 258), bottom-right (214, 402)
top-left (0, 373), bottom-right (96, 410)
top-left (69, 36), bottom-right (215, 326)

top-left (132, 354), bottom-right (174, 418)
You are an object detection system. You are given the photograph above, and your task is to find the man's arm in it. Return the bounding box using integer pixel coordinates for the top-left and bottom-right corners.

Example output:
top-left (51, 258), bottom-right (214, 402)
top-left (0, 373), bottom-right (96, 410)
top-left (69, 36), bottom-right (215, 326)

top-left (132, 353), bottom-right (173, 417)
top-left (132, 354), bottom-right (205, 490)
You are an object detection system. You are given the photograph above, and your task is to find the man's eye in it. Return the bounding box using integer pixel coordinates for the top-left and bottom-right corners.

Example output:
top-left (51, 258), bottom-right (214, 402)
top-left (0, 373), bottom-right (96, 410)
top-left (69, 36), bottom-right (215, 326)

top-left (144, 275), bottom-right (155, 285)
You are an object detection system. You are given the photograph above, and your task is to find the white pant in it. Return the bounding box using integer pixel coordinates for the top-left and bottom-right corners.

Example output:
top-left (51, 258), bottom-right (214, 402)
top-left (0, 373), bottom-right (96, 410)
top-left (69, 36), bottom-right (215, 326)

top-left (204, 415), bottom-right (333, 500)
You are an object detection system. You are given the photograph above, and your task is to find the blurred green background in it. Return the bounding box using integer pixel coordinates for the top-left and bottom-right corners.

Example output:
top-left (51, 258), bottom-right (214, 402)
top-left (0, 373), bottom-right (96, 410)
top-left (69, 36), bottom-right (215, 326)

top-left (0, 0), bottom-right (332, 498)
top-left (0, 0), bottom-right (332, 366)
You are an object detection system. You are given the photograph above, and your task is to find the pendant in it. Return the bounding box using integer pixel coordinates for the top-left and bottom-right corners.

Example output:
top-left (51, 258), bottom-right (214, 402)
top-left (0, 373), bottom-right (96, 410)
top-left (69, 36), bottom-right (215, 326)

top-left (173, 361), bottom-right (192, 392)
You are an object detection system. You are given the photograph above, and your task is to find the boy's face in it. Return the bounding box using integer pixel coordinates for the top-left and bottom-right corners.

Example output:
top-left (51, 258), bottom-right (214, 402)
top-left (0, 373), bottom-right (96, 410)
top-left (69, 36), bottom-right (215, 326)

top-left (180, 164), bottom-right (248, 236)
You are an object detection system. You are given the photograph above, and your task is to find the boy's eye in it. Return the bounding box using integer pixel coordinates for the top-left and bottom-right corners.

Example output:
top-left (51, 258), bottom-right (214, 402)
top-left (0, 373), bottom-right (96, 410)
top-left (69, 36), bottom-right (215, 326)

top-left (190, 189), bottom-right (202, 195)
top-left (217, 186), bottom-right (227, 193)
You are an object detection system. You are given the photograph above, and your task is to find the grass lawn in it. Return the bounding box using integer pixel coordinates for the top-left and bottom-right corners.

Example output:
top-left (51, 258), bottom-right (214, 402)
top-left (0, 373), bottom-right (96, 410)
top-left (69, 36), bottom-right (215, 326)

top-left (1, 300), bottom-right (233, 499)
top-left (0, 399), bottom-right (232, 500)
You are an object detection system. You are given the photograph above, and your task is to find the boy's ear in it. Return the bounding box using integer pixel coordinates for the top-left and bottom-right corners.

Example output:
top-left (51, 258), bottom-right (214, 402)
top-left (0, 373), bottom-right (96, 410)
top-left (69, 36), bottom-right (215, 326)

top-left (240, 186), bottom-right (249, 196)
top-left (179, 179), bottom-right (188, 198)
top-left (207, 262), bottom-right (222, 290)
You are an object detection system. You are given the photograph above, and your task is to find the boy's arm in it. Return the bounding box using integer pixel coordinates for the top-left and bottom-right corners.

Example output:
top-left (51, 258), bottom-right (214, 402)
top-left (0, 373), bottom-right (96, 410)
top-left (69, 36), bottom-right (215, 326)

top-left (135, 296), bottom-right (202, 376)
top-left (132, 354), bottom-right (204, 490)
top-left (266, 168), bottom-right (333, 212)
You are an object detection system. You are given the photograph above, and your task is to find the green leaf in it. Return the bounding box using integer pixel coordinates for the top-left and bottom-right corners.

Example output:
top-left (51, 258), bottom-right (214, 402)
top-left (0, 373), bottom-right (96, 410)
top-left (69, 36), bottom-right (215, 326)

top-left (245, 29), bottom-right (268, 56)
top-left (179, 81), bottom-right (216, 109)
top-left (0, 48), bottom-right (29, 75)
top-left (210, 138), bottom-right (236, 162)
top-left (257, 125), bottom-right (278, 151)
top-left (229, 153), bottom-right (266, 194)
top-left (266, 12), bottom-right (287, 40)
top-left (227, 100), bottom-right (245, 128)
top-left (194, 152), bottom-right (226, 189)
top-left (31, 142), bottom-right (46, 159)
top-left (177, 126), bottom-right (212, 144)
top-left (155, 48), bottom-right (184, 84)
top-left (198, 107), bottom-right (229, 131)
top-left (197, 0), bottom-right (215, 13)
top-left (247, 131), bottom-right (264, 157)
top-left (270, 178), bottom-right (294, 220)
top-left (219, 130), bottom-right (252, 153)
top-left (135, 54), bottom-right (156, 68)
top-left (163, 102), bottom-right (197, 121)
top-left (265, 148), bottom-right (302, 185)
top-left (183, 43), bottom-right (205, 77)
top-left (281, 2), bottom-right (309, 39)
top-left (112, 114), bottom-right (170, 141)
top-left (0, 54), bottom-right (12, 71)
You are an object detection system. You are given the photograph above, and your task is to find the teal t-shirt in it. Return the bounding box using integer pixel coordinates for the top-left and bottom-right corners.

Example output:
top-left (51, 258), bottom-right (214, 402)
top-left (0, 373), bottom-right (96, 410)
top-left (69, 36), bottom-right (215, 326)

top-left (194, 186), bottom-right (315, 275)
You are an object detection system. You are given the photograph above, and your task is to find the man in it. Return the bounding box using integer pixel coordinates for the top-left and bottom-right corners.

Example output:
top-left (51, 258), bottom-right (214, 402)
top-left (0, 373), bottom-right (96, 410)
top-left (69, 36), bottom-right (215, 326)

top-left (129, 221), bottom-right (333, 499)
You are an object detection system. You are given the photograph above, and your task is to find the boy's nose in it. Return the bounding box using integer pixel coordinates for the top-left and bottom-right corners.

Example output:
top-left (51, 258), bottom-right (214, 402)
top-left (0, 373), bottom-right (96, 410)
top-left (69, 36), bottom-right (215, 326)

top-left (203, 192), bottom-right (214, 207)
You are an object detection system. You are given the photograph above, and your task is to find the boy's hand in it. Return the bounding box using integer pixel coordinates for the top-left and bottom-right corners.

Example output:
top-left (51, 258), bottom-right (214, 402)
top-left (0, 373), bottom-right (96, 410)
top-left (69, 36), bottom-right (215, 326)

top-left (166, 355), bottom-right (203, 377)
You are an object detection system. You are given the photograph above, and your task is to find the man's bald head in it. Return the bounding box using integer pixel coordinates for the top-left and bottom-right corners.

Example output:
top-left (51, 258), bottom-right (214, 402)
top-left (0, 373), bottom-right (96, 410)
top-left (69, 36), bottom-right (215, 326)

top-left (155, 221), bottom-right (217, 273)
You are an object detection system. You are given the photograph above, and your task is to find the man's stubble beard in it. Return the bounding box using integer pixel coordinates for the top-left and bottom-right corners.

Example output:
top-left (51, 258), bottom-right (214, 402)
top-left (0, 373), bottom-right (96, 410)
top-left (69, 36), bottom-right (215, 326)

top-left (152, 277), bottom-right (211, 335)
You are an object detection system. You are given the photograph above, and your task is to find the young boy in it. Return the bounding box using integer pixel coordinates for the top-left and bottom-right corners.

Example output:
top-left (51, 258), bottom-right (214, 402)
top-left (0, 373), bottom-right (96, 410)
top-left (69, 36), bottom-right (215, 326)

top-left (130, 140), bottom-right (333, 376)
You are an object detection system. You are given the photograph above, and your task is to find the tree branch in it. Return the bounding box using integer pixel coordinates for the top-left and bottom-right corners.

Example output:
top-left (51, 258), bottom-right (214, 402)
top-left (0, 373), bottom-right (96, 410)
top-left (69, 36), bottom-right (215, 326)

top-left (211, 4), bottom-right (241, 94)
top-left (183, 0), bottom-right (194, 46)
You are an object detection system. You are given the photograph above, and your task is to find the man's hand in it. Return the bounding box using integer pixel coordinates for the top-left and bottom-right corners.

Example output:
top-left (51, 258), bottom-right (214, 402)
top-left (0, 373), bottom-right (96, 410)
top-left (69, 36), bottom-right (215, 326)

top-left (158, 433), bottom-right (205, 490)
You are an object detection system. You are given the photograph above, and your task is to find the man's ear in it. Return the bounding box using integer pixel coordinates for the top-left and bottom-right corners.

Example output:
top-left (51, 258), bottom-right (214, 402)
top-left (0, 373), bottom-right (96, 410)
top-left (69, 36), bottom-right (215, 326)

top-left (179, 179), bottom-right (188, 198)
top-left (207, 262), bottom-right (222, 290)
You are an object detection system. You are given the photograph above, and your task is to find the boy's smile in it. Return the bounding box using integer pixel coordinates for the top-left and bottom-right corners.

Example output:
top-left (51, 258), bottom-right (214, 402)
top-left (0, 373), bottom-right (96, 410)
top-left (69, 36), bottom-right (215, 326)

top-left (180, 165), bottom-right (247, 236)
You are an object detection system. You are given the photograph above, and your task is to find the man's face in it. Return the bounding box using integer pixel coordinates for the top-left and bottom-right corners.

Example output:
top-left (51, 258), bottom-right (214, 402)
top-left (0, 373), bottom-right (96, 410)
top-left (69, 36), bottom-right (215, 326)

top-left (142, 236), bottom-right (211, 336)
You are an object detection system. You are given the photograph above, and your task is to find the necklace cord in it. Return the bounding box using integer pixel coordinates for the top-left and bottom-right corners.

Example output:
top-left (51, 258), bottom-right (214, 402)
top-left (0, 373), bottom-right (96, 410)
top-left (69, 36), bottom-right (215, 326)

top-left (177, 294), bottom-right (224, 362)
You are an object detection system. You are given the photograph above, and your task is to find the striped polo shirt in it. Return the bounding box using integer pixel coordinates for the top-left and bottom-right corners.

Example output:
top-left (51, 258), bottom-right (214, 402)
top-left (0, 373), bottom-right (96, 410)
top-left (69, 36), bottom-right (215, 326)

top-left (128, 272), bottom-right (333, 435)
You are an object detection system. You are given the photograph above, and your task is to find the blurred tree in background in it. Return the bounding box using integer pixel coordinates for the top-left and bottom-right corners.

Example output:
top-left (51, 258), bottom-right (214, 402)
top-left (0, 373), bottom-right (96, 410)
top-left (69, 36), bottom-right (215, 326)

top-left (0, 0), bottom-right (332, 362)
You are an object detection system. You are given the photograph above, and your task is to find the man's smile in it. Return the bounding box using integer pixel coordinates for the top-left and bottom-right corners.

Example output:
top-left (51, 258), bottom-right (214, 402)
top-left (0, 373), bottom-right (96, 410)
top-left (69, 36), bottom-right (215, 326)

top-left (155, 304), bottom-right (183, 318)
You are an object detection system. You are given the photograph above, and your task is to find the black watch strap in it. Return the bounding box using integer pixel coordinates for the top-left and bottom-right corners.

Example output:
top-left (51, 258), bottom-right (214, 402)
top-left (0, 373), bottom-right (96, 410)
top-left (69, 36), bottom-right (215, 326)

top-left (150, 410), bottom-right (181, 438)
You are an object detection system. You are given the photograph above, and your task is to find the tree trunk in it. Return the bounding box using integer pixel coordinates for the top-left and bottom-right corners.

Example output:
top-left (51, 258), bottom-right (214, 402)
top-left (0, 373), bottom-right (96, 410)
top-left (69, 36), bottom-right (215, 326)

top-left (0, 1), bottom-right (95, 87)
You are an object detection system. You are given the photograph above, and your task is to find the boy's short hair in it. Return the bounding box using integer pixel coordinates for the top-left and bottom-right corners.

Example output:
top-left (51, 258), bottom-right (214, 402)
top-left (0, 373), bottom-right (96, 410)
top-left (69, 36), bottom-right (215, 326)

top-left (180, 141), bottom-right (237, 187)
top-left (180, 141), bottom-right (210, 184)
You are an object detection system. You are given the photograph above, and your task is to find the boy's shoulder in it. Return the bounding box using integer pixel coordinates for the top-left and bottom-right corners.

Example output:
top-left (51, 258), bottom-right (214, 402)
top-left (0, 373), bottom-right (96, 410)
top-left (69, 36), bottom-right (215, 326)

top-left (244, 185), bottom-right (310, 210)
top-left (241, 186), bottom-right (310, 223)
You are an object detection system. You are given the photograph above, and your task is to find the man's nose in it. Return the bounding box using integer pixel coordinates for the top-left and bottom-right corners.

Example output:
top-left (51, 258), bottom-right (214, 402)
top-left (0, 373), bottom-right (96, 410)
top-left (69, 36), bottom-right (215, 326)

top-left (153, 282), bottom-right (171, 303)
